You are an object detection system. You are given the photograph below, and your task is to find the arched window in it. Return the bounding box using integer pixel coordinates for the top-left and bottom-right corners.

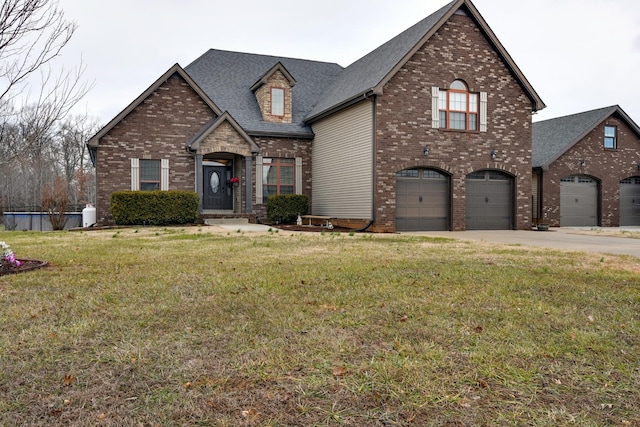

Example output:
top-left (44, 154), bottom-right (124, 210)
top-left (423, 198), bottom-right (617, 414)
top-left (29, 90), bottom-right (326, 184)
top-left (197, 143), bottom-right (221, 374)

top-left (438, 80), bottom-right (479, 131)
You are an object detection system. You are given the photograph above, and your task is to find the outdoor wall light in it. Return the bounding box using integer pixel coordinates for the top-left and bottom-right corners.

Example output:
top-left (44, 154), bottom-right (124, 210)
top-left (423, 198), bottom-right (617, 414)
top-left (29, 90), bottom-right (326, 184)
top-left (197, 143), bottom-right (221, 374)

top-left (637, 162), bottom-right (640, 171)
top-left (580, 159), bottom-right (586, 167)
top-left (423, 146), bottom-right (430, 156)
top-left (490, 149), bottom-right (497, 160)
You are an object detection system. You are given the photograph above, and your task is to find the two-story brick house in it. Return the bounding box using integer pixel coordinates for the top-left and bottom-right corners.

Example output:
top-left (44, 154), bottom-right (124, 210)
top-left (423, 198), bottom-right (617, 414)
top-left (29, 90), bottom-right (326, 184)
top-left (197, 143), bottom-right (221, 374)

top-left (88, 0), bottom-right (545, 232)
top-left (532, 105), bottom-right (640, 227)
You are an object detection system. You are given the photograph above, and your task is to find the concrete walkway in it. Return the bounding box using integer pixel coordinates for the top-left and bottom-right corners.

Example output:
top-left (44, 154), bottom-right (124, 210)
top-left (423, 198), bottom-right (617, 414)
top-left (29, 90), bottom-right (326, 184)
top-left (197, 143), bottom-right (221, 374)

top-left (408, 227), bottom-right (640, 257)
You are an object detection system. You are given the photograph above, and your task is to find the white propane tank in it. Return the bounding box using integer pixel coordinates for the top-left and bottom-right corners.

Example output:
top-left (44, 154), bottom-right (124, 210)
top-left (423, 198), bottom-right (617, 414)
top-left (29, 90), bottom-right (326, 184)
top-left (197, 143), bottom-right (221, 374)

top-left (82, 204), bottom-right (96, 227)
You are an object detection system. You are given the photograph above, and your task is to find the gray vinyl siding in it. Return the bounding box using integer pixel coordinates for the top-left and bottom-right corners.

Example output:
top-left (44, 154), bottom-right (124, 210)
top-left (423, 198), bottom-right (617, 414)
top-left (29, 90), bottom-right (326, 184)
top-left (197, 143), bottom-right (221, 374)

top-left (311, 100), bottom-right (373, 218)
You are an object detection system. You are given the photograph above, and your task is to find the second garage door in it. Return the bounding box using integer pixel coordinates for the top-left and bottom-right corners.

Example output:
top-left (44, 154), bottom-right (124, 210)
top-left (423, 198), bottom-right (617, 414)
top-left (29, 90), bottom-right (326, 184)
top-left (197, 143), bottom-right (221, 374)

top-left (465, 171), bottom-right (513, 230)
top-left (620, 177), bottom-right (640, 226)
top-left (560, 175), bottom-right (598, 226)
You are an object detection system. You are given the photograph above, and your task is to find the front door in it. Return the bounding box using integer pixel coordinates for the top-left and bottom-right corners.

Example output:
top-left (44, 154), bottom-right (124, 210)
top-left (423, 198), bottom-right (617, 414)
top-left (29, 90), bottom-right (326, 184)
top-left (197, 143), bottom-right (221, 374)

top-left (203, 165), bottom-right (233, 210)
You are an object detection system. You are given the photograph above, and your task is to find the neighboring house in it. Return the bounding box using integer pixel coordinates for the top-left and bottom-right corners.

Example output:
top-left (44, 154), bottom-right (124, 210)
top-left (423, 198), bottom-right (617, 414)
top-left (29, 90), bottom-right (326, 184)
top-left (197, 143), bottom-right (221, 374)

top-left (88, 0), bottom-right (545, 232)
top-left (532, 105), bottom-right (640, 227)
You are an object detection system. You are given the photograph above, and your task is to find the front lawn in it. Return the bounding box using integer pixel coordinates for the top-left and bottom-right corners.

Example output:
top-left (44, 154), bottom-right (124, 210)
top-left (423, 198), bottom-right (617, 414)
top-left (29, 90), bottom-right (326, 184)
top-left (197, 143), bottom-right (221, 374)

top-left (1, 227), bottom-right (638, 426)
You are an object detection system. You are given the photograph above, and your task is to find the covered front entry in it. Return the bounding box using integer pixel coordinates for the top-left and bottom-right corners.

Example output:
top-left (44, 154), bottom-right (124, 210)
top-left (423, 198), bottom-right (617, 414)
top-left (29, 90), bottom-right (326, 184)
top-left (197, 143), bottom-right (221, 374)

top-left (619, 177), bottom-right (640, 226)
top-left (396, 168), bottom-right (450, 231)
top-left (560, 175), bottom-right (598, 226)
top-left (465, 170), bottom-right (513, 230)
top-left (203, 162), bottom-right (234, 210)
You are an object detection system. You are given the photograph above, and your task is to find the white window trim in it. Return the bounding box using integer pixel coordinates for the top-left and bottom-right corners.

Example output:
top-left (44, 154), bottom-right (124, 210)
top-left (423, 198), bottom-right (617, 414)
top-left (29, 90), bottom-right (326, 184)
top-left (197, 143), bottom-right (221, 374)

top-left (256, 156), bottom-right (264, 205)
top-left (161, 159), bottom-right (169, 190)
top-left (431, 87), bottom-right (440, 129)
top-left (480, 92), bottom-right (488, 132)
top-left (131, 158), bottom-right (140, 191)
top-left (295, 157), bottom-right (302, 195)
top-left (131, 158), bottom-right (169, 191)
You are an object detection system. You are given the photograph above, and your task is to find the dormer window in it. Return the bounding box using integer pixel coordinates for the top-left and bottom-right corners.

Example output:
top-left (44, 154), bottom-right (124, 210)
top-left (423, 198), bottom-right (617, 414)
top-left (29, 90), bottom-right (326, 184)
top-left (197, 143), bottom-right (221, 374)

top-left (271, 88), bottom-right (284, 116)
top-left (251, 62), bottom-right (296, 124)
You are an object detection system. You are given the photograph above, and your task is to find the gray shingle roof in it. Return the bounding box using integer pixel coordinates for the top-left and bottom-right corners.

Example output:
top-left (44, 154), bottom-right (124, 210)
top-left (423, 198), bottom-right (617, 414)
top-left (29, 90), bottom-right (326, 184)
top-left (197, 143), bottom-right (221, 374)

top-left (532, 105), bottom-right (640, 169)
top-left (185, 50), bottom-right (343, 137)
top-left (305, 1), bottom-right (455, 121)
top-left (184, 0), bottom-right (544, 136)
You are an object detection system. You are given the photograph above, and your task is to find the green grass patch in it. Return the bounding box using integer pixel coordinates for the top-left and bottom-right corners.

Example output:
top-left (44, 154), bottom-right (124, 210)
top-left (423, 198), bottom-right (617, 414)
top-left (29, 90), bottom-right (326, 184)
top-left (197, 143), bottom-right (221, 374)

top-left (0, 227), bottom-right (639, 426)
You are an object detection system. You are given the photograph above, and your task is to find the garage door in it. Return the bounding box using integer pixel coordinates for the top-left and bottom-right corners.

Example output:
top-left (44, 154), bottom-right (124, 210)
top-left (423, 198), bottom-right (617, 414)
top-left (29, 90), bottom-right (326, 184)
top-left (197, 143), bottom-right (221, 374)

top-left (465, 171), bottom-right (513, 230)
top-left (560, 175), bottom-right (597, 226)
top-left (620, 177), bottom-right (640, 226)
top-left (396, 169), bottom-right (450, 231)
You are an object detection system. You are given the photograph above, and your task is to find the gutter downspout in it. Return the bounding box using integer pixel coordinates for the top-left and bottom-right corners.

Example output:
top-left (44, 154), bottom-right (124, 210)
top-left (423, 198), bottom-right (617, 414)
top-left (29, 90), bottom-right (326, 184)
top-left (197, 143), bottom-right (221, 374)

top-left (354, 93), bottom-right (377, 233)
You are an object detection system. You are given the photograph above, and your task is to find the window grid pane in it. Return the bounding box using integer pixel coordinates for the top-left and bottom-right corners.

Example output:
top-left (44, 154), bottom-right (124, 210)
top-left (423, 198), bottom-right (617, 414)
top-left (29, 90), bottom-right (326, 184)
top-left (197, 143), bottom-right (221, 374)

top-left (469, 113), bottom-right (478, 131)
top-left (449, 92), bottom-right (466, 111)
top-left (450, 112), bottom-right (466, 130)
top-left (439, 92), bottom-right (447, 109)
top-left (439, 111), bottom-right (447, 128)
top-left (262, 158), bottom-right (296, 200)
top-left (140, 159), bottom-right (160, 191)
top-left (397, 170), bottom-right (419, 178)
top-left (469, 94), bottom-right (478, 113)
top-left (271, 88), bottom-right (284, 116)
top-left (604, 126), bottom-right (616, 148)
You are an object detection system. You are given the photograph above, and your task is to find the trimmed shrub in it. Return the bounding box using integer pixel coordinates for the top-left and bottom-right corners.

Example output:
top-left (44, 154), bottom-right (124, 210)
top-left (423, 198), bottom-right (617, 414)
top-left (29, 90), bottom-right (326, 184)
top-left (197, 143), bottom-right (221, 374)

top-left (111, 191), bottom-right (199, 225)
top-left (266, 194), bottom-right (309, 224)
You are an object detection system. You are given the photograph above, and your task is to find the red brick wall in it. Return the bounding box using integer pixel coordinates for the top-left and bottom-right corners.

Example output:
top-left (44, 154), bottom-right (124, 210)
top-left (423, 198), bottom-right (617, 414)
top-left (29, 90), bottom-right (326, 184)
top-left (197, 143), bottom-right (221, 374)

top-left (252, 136), bottom-right (313, 220)
top-left (541, 115), bottom-right (640, 227)
top-left (94, 74), bottom-right (216, 223)
top-left (374, 14), bottom-right (534, 232)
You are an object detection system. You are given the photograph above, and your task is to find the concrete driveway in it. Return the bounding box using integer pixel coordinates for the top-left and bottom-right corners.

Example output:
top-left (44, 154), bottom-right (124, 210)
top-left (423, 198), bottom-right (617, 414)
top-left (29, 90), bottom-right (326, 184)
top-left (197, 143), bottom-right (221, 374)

top-left (407, 227), bottom-right (640, 257)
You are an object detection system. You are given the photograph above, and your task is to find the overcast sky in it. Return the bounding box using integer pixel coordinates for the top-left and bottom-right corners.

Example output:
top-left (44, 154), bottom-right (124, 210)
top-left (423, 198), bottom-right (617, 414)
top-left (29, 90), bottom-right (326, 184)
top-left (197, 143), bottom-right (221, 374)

top-left (53, 0), bottom-right (640, 125)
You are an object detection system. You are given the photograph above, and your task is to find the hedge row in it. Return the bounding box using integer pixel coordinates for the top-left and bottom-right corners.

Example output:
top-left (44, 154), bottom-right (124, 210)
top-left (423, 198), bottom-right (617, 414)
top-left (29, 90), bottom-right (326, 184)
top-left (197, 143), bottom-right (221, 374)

top-left (110, 191), bottom-right (199, 225)
top-left (266, 194), bottom-right (309, 223)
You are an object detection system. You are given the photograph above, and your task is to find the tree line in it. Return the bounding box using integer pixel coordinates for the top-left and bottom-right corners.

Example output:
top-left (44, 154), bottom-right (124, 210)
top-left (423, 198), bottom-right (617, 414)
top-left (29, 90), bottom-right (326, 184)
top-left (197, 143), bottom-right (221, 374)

top-left (0, 0), bottom-right (98, 219)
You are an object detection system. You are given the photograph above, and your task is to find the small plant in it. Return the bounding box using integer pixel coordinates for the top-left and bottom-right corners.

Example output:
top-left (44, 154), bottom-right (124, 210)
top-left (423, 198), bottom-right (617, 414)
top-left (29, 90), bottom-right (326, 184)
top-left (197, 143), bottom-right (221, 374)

top-left (0, 241), bottom-right (22, 268)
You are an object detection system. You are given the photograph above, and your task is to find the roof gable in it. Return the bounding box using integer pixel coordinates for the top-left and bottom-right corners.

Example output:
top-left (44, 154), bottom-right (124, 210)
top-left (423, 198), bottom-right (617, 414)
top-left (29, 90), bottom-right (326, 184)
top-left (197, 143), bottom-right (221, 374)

top-left (305, 0), bottom-right (545, 122)
top-left (250, 62), bottom-right (297, 92)
top-left (532, 105), bottom-right (640, 169)
top-left (185, 50), bottom-right (343, 137)
top-left (187, 111), bottom-right (260, 154)
top-left (87, 64), bottom-right (222, 147)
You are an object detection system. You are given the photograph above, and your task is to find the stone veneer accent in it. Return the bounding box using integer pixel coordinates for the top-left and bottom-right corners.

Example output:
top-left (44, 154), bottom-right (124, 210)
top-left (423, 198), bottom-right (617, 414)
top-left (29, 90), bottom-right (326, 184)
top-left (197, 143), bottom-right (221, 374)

top-left (374, 13), bottom-right (534, 232)
top-left (94, 74), bottom-right (216, 223)
top-left (254, 70), bottom-right (293, 123)
top-left (539, 116), bottom-right (640, 227)
top-left (198, 121), bottom-right (253, 157)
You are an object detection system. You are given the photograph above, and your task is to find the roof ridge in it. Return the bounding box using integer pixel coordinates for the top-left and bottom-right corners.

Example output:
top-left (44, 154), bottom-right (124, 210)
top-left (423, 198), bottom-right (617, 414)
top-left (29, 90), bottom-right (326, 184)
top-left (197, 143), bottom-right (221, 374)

top-left (533, 105), bottom-right (619, 125)
top-left (189, 48), bottom-right (343, 68)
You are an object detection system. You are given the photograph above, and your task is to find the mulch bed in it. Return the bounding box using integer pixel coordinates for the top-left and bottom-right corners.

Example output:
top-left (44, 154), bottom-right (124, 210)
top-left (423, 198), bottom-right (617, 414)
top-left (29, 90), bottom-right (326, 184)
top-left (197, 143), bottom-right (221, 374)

top-left (0, 259), bottom-right (49, 276)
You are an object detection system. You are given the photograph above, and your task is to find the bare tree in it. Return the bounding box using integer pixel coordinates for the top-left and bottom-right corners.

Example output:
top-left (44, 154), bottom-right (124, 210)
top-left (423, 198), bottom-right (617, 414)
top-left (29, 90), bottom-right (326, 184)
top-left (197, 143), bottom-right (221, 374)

top-left (0, 0), bottom-right (92, 165)
top-left (0, 0), bottom-right (75, 104)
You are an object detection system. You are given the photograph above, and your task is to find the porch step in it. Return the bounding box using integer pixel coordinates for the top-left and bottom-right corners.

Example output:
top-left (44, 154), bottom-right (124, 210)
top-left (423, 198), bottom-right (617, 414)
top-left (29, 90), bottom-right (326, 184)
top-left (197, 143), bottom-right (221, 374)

top-left (203, 217), bottom-right (249, 226)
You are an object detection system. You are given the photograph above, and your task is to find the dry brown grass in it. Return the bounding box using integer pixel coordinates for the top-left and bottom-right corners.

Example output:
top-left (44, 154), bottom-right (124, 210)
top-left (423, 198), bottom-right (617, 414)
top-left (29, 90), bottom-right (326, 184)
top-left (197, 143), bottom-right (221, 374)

top-left (1, 226), bottom-right (639, 426)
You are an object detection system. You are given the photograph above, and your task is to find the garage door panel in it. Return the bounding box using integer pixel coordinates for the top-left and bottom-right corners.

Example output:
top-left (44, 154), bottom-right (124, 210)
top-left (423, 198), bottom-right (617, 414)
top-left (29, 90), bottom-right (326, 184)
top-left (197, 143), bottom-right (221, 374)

top-left (396, 170), bottom-right (449, 231)
top-left (560, 176), bottom-right (597, 227)
top-left (465, 172), bottom-right (513, 230)
top-left (620, 177), bottom-right (640, 226)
